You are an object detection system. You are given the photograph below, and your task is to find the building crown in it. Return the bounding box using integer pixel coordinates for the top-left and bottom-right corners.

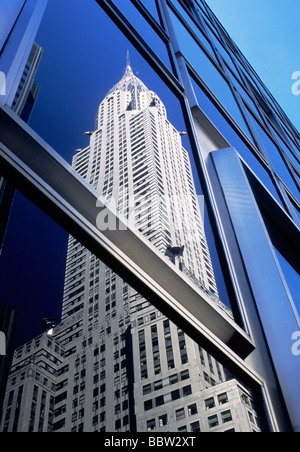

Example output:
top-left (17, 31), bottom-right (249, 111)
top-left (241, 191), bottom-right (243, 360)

top-left (107, 51), bottom-right (148, 97)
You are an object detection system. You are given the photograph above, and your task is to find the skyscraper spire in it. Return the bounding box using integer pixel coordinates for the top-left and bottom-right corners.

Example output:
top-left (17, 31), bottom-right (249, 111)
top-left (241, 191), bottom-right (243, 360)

top-left (125, 49), bottom-right (133, 76)
top-left (107, 51), bottom-right (148, 99)
top-left (126, 49), bottom-right (131, 69)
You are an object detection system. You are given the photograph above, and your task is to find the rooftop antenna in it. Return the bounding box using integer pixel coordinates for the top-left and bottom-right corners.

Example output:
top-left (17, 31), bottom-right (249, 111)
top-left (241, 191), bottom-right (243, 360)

top-left (127, 49), bottom-right (131, 68)
top-left (125, 49), bottom-right (133, 75)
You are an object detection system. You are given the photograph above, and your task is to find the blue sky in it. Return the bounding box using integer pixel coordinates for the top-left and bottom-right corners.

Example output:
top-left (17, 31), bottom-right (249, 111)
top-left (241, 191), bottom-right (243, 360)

top-left (1, 0), bottom-right (299, 347)
top-left (206, 0), bottom-right (300, 131)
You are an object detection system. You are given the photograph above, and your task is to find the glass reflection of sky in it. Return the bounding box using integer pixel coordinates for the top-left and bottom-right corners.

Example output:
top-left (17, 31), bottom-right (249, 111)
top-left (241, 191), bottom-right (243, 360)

top-left (275, 248), bottom-right (300, 317)
top-left (0, 0), bottom-right (25, 50)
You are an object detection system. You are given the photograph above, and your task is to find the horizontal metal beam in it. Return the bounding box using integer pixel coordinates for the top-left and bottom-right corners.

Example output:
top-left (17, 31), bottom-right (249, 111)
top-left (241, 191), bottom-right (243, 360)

top-left (0, 106), bottom-right (264, 388)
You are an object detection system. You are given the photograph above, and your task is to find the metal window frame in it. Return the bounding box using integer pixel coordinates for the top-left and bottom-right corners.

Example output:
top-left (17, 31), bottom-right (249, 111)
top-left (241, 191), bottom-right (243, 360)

top-left (173, 0), bottom-right (300, 225)
top-left (96, 0), bottom-right (184, 98)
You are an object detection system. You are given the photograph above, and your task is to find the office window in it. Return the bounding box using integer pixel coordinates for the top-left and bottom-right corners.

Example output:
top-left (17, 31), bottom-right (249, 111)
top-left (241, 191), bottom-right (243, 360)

top-left (1, 0), bottom-right (292, 434)
top-left (182, 385), bottom-right (192, 397)
top-left (155, 395), bottom-right (164, 407)
top-left (190, 420), bottom-right (201, 432)
top-left (171, 389), bottom-right (181, 401)
top-left (248, 411), bottom-right (255, 424)
top-left (143, 384), bottom-right (152, 395)
top-left (273, 248), bottom-right (300, 315)
top-left (169, 374), bottom-right (179, 385)
top-left (147, 419), bottom-right (156, 431)
top-left (154, 380), bottom-right (163, 391)
top-left (188, 403), bottom-right (198, 416)
top-left (205, 397), bottom-right (215, 410)
top-left (141, 0), bottom-right (161, 23)
top-left (221, 410), bottom-right (233, 424)
top-left (144, 399), bottom-right (153, 411)
top-left (218, 393), bottom-right (228, 405)
top-left (176, 408), bottom-right (185, 421)
top-left (180, 369), bottom-right (190, 380)
top-left (123, 415), bottom-right (129, 427)
top-left (208, 414), bottom-right (219, 429)
top-left (92, 415), bottom-right (98, 427)
top-left (159, 414), bottom-right (168, 427)
top-left (171, 0), bottom-right (213, 55)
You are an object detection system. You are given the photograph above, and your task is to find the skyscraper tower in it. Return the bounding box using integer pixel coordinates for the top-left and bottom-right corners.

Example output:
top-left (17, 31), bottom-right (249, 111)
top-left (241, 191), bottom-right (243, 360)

top-left (1, 58), bottom-right (263, 433)
top-left (74, 53), bottom-right (219, 294)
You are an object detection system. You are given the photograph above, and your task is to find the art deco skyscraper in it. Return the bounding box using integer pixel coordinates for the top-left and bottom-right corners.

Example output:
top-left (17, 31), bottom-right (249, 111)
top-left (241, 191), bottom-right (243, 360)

top-left (1, 58), bottom-right (262, 433)
top-left (70, 54), bottom-right (219, 298)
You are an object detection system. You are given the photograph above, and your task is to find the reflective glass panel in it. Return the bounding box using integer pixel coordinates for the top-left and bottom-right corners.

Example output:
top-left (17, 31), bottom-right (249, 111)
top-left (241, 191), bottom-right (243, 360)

top-left (208, 30), bottom-right (242, 81)
top-left (168, 8), bottom-right (250, 138)
top-left (274, 248), bottom-right (300, 316)
top-left (249, 111), bottom-right (300, 199)
top-left (0, 0), bottom-right (25, 50)
top-left (236, 82), bottom-right (261, 118)
top-left (113, 0), bottom-right (173, 72)
top-left (190, 75), bottom-right (284, 206)
top-left (291, 203), bottom-right (300, 226)
top-left (170, 0), bottom-right (214, 56)
top-left (0, 191), bottom-right (67, 347)
top-left (271, 129), bottom-right (300, 175)
top-left (139, 0), bottom-right (161, 23)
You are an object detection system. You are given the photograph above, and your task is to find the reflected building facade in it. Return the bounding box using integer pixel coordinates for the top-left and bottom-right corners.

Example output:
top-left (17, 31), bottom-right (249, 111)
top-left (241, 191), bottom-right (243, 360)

top-left (1, 58), bottom-right (263, 433)
top-left (11, 41), bottom-right (43, 122)
top-left (0, 40), bottom-right (43, 252)
top-left (0, 0), bottom-right (47, 252)
top-left (0, 0), bottom-right (299, 432)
